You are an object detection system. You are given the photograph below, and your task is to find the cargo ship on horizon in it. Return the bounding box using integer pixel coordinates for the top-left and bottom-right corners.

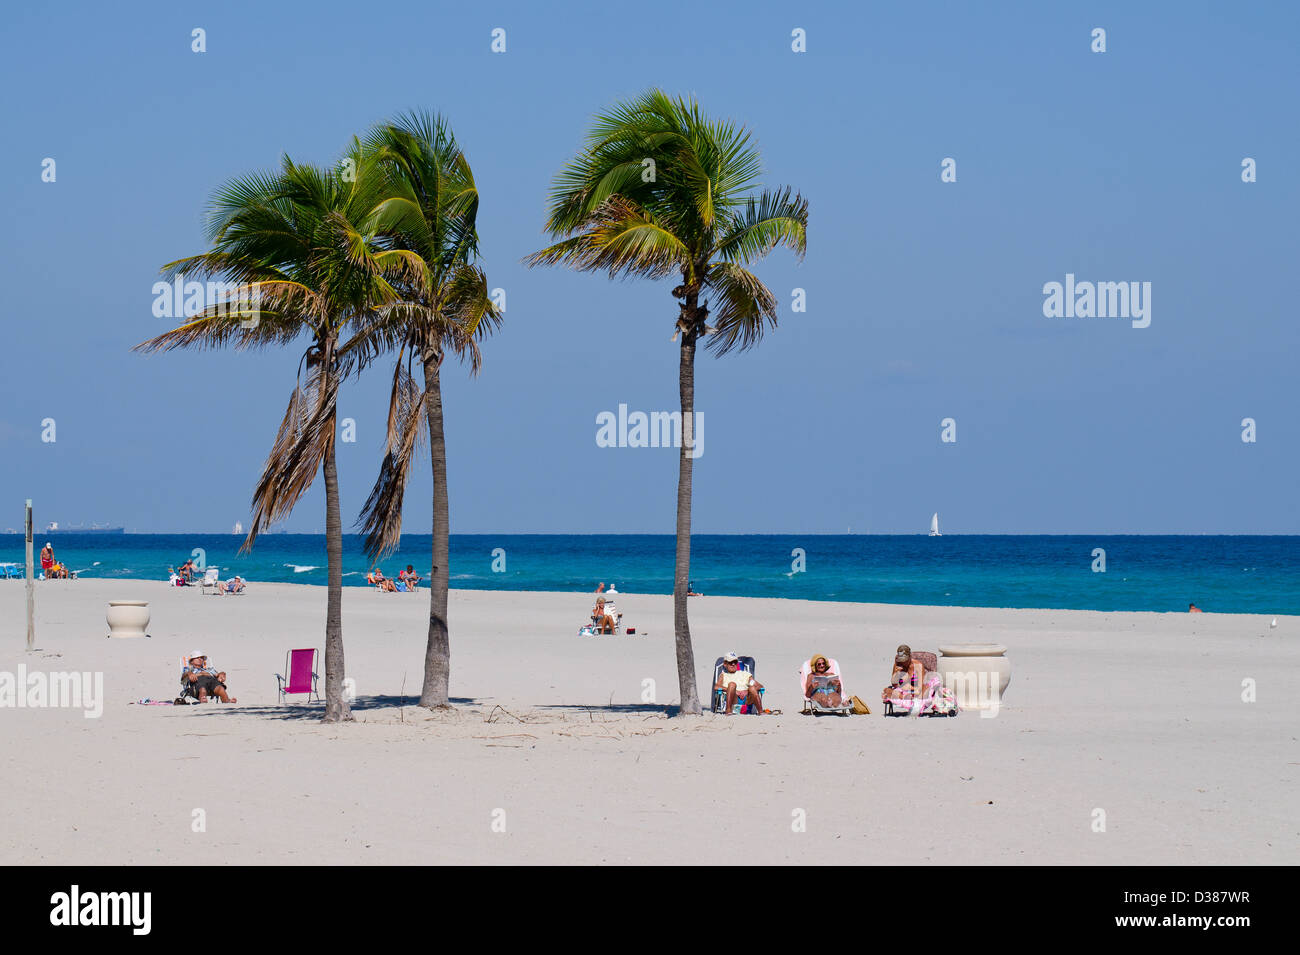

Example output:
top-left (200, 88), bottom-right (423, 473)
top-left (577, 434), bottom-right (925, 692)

top-left (43, 522), bottom-right (125, 535)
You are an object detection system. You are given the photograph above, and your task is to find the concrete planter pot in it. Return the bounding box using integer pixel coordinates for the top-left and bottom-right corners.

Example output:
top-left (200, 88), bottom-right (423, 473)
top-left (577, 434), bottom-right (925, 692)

top-left (106, 600), bottom-right (150, 638)
top-left (937, 643), bottom-right (1010, 710)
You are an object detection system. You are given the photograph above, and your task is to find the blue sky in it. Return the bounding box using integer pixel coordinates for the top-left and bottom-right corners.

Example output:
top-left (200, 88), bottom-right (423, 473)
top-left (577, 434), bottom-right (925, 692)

top-left (2, 1), bottom-right (1297, 534)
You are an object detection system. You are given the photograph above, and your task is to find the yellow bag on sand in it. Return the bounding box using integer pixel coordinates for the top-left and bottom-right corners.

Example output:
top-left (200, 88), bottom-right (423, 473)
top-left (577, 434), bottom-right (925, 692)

top-left (851, 695), bottom-right (871, 715)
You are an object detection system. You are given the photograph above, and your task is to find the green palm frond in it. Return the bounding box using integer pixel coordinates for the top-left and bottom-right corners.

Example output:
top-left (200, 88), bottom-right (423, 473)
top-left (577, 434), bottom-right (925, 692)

top-left (701, 262), bottom-right (779, 356)
top-left (526, 196), bottom-right (688, 279)
top-left (714, 187), bottom-right (808, 264)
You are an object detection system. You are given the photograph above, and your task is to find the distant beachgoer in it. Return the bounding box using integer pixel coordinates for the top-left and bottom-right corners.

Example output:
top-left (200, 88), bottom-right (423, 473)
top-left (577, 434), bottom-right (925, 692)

top-left (595, 582), bottom-right (606, 594)
top-left (399, 565), bottom-right (421, 590)
top-left (882, 644), bottom-right (955, 715)
top-left (592, 596), bottom-right (616, 633)
top-left (177, 560), bottom-right (198, 583)
top-left (687, 581), bottom-right (702, 596)
top-left (182, 652), bottom-right (237, 703)
top-left (714, 651), bottom-right (763, 714)
top-left (804, 654), bottom-right (844, 708)
top-left (1189, 603), bottom-right (1202, 613)
top-left (223, 576), bottom-right (245, 594)
top-left (369, 569), bottom-right (396, 592)
top-left (40, 543), bottom-right (54, 574)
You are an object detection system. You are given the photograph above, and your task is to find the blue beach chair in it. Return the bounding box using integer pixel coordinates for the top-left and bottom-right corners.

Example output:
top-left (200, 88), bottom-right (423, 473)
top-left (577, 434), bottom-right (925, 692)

top-left (711, 655), bottom-right (764, 714)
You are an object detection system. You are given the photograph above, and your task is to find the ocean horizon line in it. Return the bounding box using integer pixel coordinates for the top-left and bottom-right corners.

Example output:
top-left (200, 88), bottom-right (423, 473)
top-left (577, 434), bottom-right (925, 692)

top-left (5, 531), bottom-right (1299, 538)
top-left (5, 532), bottom-right (1298, 615)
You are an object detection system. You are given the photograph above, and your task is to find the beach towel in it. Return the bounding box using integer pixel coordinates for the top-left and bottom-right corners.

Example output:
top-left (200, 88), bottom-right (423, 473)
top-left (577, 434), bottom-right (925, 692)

top-left (132, 699), bottom-right (174, 705)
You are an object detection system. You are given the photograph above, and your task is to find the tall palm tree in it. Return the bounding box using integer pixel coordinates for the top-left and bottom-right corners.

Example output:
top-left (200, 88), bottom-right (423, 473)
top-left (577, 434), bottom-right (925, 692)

top-left (526, 90), bottom-right (807, 714)
top-left (351, 112), bottom-right (502, 709)
top-left (135, 158), bottom-right (425, 722)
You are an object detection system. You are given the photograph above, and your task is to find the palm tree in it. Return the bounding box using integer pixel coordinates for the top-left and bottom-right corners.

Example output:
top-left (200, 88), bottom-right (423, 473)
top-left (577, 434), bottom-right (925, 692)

top-left (526, 90), bottom-right (807, 714)
top-left (351, 112), bottom-right (502, 709)
top-left (135, 157), bottom-right (424, 722)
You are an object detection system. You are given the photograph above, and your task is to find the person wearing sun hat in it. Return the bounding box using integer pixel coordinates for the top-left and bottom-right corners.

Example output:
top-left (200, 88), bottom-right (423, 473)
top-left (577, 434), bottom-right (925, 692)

top-left (182, 650), bottom-right (237, 703)
top-left (804, 653), bottom-right (844, 708)
top-left (714, 651), bottom-right (763, 714)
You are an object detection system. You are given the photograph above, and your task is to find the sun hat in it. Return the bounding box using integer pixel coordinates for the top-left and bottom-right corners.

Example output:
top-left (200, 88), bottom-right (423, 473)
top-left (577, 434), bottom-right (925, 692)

top-left (189, 650), bottom-right (206, 661)
top-left (723, 651), bottom-right (739, 663)
top-left (810, 654), bottom-right (829, 669)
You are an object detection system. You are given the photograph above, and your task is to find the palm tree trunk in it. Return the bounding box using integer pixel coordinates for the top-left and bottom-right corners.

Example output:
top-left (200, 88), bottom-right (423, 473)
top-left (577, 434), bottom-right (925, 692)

top-left (419, 355), bottom-right (452, 708)
top-left (674, 331), bottom-right (702, 715)
top-left (321, 425), bottom-right (353, 722)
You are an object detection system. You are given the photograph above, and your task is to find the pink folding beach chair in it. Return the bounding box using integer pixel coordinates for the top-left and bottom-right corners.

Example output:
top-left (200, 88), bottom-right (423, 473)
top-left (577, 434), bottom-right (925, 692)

top-left (799, 656), bottom-right (853, 716)
top-left (276, 648), bottom-right (321, 704)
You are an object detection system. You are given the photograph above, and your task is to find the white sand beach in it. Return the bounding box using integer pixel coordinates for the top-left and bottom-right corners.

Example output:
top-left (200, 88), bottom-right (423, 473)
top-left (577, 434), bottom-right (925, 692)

top-left (0, 579), bottom-right (1294, 865)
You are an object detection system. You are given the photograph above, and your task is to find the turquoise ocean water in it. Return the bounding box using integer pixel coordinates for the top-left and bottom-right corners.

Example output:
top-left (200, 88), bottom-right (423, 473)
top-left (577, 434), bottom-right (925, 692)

top-left (2, 534), bottom-right (1297, 615)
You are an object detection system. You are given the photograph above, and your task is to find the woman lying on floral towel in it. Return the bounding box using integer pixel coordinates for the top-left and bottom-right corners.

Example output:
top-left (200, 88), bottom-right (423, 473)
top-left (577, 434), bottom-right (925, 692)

top-left (882, 644), bottom-right (956, 715)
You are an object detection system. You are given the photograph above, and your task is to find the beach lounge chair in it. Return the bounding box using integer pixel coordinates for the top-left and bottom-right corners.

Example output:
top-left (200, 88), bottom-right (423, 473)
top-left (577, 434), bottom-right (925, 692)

top-left (200, 567), bottom-right (221, 594)
top-left (276, 648), bottom-right (321, 704)
top-left (711, 655), bottom-right (764, 714)
top-left (799, 656), bottom-right (854, 716)
top-left (1, 563), bottom-right (22, 580)
top-left (883, 649), bottom-right (956, 717)
top-left (176, 656), bottom-right (201, 704)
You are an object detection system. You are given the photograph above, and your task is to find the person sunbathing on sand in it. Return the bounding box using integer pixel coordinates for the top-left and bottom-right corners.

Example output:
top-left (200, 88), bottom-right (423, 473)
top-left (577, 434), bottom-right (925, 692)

top-left (399, 565), bottom-right (421, 590)
top-left (714, 651), bottom-right (763, 714)
top-left (183, 652), bottom-right (237, 703)
top-left (882, 644), bottom-right (955, 715)
top-left (592, 596), bottom-right (616, 633)
top-left (804, 654), bottom-right (844, 707)
top-left (223, 576), bottom-right (245, 594)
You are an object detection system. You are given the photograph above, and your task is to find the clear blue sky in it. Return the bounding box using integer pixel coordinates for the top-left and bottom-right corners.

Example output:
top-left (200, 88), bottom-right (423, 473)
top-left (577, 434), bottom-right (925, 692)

top-left (2, 1), bottom-right (1297, 534)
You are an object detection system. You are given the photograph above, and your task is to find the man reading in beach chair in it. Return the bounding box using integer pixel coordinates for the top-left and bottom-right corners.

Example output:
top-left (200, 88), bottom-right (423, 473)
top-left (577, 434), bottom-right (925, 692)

top-left (182, 651), bottom-right (237, 703)
top-left (714, 651), bottom-right (763, 715)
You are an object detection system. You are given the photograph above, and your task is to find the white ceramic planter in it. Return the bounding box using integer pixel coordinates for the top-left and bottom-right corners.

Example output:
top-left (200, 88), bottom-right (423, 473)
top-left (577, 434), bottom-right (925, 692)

top-left (937, 643), bottom-right (1011, 710)
top-left (107, 600), bottom-right (150, 638)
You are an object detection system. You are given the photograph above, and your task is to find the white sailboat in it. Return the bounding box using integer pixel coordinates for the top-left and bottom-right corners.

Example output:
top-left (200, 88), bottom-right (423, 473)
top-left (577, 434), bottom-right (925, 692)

top-left (929, 513), bottom-right (941, 537)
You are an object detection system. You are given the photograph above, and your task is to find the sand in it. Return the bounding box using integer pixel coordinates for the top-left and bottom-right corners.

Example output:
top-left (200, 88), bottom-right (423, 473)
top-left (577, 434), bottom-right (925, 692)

top-left (0, 578), bottom-right (1295, 865)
